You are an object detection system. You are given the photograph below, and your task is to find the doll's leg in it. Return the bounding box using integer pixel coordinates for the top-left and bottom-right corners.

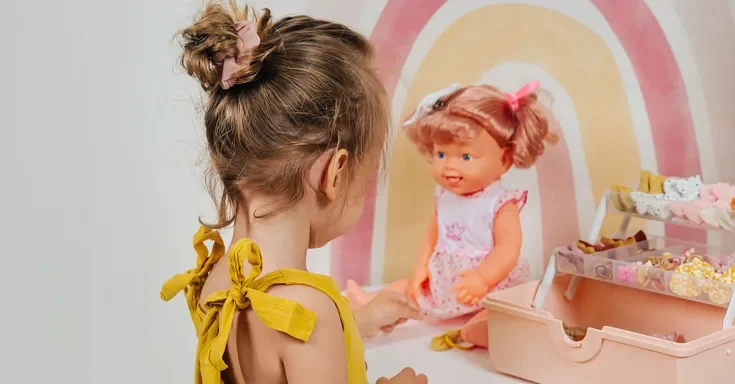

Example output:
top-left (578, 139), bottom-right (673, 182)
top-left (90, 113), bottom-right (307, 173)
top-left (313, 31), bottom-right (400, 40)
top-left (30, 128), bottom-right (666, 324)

top-left (460, 309), bottom-right (489, 348)
top-left (345, 279), bottom-right (409, 310)
top-left (457, 263), bottom-right (530, 349)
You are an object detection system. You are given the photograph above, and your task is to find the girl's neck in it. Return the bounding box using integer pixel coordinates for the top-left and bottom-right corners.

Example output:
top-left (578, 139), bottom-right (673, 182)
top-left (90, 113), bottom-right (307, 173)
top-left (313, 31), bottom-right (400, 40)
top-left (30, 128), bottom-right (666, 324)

top-left (231, 202), bottom-right (311, 273)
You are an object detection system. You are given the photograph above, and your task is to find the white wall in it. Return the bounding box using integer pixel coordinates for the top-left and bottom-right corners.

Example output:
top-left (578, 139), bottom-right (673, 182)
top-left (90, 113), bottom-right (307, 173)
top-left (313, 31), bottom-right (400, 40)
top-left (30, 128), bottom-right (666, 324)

top-left (2, 1), bottom-right (343, 383)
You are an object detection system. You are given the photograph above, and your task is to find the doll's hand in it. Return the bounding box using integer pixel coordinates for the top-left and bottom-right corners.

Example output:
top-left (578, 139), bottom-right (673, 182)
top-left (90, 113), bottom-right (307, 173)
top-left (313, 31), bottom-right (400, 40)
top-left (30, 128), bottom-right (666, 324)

top-left (451, 268), bottom-right (492, 305)
top-left (406, 265), bottom-right (431, 303)
top-left (356, 290), bottom-right (422, 338)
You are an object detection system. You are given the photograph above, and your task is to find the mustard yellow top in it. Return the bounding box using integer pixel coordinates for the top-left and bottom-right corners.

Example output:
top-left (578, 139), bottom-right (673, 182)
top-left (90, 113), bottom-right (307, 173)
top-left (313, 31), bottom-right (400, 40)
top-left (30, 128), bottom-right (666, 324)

top-left (160, 226), bottom-right (367, 384)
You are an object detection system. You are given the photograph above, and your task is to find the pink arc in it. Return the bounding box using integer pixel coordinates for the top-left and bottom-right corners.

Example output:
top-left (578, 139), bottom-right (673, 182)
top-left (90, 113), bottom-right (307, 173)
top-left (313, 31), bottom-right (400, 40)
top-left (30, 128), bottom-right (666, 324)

top-left (331, 0), bottom-right (702, 287)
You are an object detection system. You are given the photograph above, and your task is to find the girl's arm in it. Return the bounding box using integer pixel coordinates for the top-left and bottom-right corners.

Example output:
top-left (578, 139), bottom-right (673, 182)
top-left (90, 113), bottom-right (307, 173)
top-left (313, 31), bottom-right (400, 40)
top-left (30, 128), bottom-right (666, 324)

top-left (476, 203), bottom-right (522, 286)
top-left (277, 286), bottom-right (349, 383)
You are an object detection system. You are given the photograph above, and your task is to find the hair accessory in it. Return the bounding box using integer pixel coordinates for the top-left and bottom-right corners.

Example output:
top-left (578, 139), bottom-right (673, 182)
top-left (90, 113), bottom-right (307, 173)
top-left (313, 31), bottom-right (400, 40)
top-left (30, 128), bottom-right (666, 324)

top-left (593, 262), bottom-right (613, 281)
top-left (649, 332), bottom-right (685, 343)
top-left (703, 254), bottom-right (735, 274)
top-left (670, 273), bottom-right (703, 297)
top-left (636, 261), bottom-right (666, 291)
top-left (213, 21), bottom-right (261, 90)
top-left (556, 244), bottom-right (585, 273)
top-left (504, 80), bottom-right (541, 112)
top-left (563, 324), bottom-right (587, 342)
top-left (637, 262), bottom-right (653, 286)
top-left (703, 281), bottom-right (732, 305)
top-left (616, 264), bottom-right (638, 285)
top-left (403, 83), bottom-right (462, 127)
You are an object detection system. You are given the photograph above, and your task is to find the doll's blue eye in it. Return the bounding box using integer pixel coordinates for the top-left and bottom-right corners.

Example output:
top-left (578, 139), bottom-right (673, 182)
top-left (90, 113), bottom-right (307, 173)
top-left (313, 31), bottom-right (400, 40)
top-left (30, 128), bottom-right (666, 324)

top-left (462, 154), bottom-right (472, 161)
top-left (437, 152), bottom-right (445, 159)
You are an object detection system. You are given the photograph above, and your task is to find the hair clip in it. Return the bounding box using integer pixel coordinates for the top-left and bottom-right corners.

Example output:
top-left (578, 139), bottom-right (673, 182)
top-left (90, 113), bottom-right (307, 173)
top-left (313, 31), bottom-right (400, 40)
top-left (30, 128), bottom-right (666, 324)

top-left (403, 83), bottom-right (462, 127)
top-left (703, 254), bottom-right (734, 274)
top-left (669, 272), bottom-right (702, 297)
top-left (645, 253), bottom-right (670, 269)
top-left (721, 266), bottom-right (735, 283)
top-left (660, 255), bottom-right (686, 271)
top-left (649, 332), bottom-right (685, 343)
top-left (650, 274), bottom-right (666, 291)
top-left (594, 262), bottom-right (613, 280)
top-left (636, 261), bottom-right (653, 286)
top-left (616, 264), bottom-right (638, 285)
top-left (703, 281), bottom-right (732, 305)
top-left (556, 244), bottom-right (585, 273)
top-left (678, 257), bottom-right (715, 278)
top-left (682, 248), bottom-right (696, 259)
top-left (636, 261), bottom-right (665, 291)
top-left (563, 324), bottom-right (587, 342)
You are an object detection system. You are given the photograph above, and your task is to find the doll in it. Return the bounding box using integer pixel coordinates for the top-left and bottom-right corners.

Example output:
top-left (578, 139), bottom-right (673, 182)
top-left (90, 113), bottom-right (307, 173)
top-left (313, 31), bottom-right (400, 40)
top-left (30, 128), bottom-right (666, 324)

top-left (346, 81), bottom-right (558, 346)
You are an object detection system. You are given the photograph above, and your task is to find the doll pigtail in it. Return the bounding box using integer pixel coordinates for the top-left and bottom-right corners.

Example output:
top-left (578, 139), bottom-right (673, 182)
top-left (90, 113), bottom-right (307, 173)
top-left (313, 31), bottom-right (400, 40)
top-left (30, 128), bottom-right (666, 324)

top-left (506, 82), bottom-right (559, 169)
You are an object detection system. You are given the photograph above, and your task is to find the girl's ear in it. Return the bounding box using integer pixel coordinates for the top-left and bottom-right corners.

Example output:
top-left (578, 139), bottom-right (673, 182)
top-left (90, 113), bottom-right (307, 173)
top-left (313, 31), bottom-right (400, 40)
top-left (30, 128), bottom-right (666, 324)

top-left (320, 149), bottom-right (350, 201)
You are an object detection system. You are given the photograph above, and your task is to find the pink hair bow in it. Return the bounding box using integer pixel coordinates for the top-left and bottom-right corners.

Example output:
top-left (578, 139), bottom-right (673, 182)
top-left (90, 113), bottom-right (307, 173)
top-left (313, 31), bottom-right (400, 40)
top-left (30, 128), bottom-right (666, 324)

top-left (504, 80), bottom-right (541, 112)
top-left (616, 263), bottom-right (638, 285)
top-left (213, 21), bottom-right (261, 90)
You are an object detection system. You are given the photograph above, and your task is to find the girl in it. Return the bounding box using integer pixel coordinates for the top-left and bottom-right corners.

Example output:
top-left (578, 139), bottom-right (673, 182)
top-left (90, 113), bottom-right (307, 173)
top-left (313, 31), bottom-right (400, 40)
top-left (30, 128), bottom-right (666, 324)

top-left (160, 2), bottom-right (426, 383)
top-left (347, 82), bottom-right (558, 347)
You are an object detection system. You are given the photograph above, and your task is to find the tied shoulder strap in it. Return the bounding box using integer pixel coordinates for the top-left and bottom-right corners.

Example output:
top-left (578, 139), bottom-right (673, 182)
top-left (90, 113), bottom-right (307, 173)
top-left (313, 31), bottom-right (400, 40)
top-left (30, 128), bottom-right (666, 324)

top-left (160, 226), bottom-right (319, 384)
top-left (160, 226), bottom-right (225, 325)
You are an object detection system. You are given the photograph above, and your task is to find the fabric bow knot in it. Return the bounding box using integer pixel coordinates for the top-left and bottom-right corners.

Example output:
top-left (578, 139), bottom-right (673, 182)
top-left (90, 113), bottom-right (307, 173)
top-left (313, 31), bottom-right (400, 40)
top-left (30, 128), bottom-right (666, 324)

top-left (160, 270), bottom-right (203, 301)
top-left (161, 226), bottom-right (319, 384)
top-left (160, 226), bottom-right (225, 302)
top-left (213, 20), bottom-right (261, 90)
top-left (504, 80), bottom-right (541, 112)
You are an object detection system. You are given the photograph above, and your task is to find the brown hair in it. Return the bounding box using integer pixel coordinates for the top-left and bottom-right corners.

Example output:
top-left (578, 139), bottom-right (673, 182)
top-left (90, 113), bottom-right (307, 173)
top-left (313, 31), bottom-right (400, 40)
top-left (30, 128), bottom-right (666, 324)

top-left (404, 85), bottom-right (558, 169)
top-left (178, 1), bottom-right (390, 228)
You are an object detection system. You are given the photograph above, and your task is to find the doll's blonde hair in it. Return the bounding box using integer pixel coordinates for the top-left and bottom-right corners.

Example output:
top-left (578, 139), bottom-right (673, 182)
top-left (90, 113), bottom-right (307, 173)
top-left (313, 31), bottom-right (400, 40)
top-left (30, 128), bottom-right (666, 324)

top-left (404, 85), bottom-right (558, 169)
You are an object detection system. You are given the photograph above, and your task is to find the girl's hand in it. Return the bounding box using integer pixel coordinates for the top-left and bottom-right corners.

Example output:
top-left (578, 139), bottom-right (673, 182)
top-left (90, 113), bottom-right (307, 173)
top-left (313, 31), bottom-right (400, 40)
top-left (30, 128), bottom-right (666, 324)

top-left (376, 368), bottom-right (428, 384)
top-left (406, 265), bottom-right (431, 303)
top-left (356, 290), bottom-right (422, 338)
top-left (451, 268), bottom-right (491, 305)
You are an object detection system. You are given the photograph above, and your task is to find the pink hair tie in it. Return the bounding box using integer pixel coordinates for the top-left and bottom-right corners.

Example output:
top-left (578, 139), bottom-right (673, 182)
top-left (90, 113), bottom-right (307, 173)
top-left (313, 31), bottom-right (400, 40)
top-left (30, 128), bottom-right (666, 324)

top-left (213, 20), bottom-right (261, 90)
top-left (504, 80), bottom-right (541, 112)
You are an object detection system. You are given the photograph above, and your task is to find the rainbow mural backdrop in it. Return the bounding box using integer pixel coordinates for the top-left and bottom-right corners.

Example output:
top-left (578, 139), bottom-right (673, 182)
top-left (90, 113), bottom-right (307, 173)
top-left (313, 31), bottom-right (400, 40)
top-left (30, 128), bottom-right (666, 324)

top-left (301, 0), bottom-right (735, 287)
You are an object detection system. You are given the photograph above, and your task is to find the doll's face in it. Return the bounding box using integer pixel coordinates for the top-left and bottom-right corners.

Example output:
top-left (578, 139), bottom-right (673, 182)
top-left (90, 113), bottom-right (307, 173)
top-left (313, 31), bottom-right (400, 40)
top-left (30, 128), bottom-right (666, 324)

top-left (431, 129), bottom-right (510, 195)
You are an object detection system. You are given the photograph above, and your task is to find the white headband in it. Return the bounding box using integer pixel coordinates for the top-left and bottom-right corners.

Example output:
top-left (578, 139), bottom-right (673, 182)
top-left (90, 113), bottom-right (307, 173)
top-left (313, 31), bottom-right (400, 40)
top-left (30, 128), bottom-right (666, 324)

top-left (402, 83), bottom-right (462, 127)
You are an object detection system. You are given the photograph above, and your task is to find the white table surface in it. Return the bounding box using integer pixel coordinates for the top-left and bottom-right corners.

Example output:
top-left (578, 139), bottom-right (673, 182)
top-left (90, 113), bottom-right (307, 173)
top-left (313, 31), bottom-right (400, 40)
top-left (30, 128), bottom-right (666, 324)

top-left (359, 287), bottom-right (527, 383)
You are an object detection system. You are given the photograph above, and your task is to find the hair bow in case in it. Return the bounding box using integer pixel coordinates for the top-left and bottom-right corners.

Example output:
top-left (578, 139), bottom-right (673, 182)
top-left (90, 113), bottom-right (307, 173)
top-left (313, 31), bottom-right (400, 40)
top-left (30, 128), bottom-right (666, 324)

top-left (403, 83), bottom-right (462, 127)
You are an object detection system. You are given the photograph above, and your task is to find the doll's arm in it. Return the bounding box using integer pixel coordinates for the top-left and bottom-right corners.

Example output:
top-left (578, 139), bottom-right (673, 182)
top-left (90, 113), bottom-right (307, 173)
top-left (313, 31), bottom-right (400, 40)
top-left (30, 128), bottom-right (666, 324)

top-left (407, 210), bottom-right (438, 301)
top-left (476, 203), bottom-right (523, 287)
top-left (416, 209), bottom-right (439, 270)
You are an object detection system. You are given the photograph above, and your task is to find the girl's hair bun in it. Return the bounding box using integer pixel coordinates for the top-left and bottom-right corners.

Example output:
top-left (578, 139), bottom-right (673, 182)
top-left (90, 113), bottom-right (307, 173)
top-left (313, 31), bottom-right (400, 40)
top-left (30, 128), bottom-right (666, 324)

top-left (178, 1), bottom-right (277, 92)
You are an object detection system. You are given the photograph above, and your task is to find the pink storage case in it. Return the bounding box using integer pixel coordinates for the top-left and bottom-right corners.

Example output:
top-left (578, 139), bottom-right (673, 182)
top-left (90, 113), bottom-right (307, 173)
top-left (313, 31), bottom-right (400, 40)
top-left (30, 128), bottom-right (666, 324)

top-left (483, 277), bottom-right (735, 383)
top-left (481, 189), bottom-right (735, 383)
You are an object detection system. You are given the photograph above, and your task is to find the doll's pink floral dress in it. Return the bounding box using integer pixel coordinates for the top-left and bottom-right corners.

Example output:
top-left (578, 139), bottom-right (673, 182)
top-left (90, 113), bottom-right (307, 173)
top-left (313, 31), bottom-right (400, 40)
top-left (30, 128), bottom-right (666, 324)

top-left (416, 181), bottom-right (531, 319)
